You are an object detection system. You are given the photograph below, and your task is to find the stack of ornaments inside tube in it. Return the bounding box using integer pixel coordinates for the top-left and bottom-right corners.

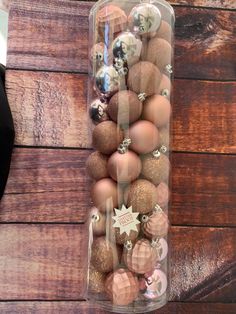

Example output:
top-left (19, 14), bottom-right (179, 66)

top-left (86, 1), bottom-right (173, 307)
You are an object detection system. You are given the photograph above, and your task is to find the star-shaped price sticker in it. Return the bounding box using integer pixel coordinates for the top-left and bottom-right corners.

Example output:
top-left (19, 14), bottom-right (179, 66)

top-left (113, 205), bottom-right (140, 236)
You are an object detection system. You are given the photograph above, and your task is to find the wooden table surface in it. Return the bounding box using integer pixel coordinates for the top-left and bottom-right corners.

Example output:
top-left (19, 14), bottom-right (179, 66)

top-left (1, 0), bottom-right (236, 313)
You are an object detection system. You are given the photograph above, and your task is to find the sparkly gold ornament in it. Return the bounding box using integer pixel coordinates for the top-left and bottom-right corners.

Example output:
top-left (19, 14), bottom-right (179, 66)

top-left (89, 266), bottom-right (106, 294)
top-left (124, 238), bottom-right (158, 274)
top-left (124, 179), bottom-right (158, 214)
top-left (91, 236), bottom-right (121, 273)
top-left (141, 208), bottom-right (169, 239)
top-left (86, 151), bottom-right (109, 181)
top-left (89, 207), bottom-right (106, 236)
top-left (142, 153), bottom-right (170, 185)
top-left (105, 268), bottom-right (139, 305)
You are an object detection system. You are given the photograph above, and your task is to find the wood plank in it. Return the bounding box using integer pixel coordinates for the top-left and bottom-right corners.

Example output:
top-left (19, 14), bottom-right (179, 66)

top-left (169, 0), bottom-right (236, 9)
top-left (0, 224), bottom-right (88, 300)
top-left (0, 225), bottom-right (234, 302)
top-left (0, 302), bottom-right (235, 314)
top-left (7, 0), bottom-right (236, 80)
top-left (6, 70), bottom-right (236, 153)
top-left (1, 148), bottom-right (236, 226)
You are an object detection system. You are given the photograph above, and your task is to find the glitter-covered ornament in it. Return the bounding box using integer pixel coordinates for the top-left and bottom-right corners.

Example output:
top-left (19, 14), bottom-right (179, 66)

top-left (142, 153), bottom-right (170, 185)
top-left (108, 151), bottom-right (142, 183)
top-left (141, 209), bottom-right (169, 239)
top-left (124, 238), bottom-right (158, 274)
top-left (89, 266), bottom-right (106, 293)
top-left (157, 182), bottom-right (170, 209)
top-left (86, 151), bottom-right (109, 181)
top-left (92, 121), bottom-right (124, 155)
top-left (143, 95), bottom-right (171, 128)
top-left (89, 207), bottom-right (106, 236)
top-left (128, 3), bottom-right (162, 36)
top-left (91, 178), bottom-right (120, 213)
top-left (96, 5), bottom-right (127, 44)
top-left (127, 61), bottom-right (162, 97)
top-left (124, 179), bottom-right (158, 214)
top-left (89, 98), bottom-right (109, 125)
top-left (108, 90), bottom-right (143, 125)
top-left (91, 236), bottom-right (121, 273)
top-left (140, 268), bottom-right (167, 299)
top-left (127, 120), bottom-right (159, 154)
top-left (105, 268), bottom-right (139, 305)
top-left (95, 65), bottom-right (120, 96)
top-left (112, 32), bottom-right (142, 67)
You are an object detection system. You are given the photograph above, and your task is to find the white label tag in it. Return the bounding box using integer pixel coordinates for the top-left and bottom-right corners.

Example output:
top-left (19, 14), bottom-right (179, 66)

top-left (113, 205), bottom-right (140, 236)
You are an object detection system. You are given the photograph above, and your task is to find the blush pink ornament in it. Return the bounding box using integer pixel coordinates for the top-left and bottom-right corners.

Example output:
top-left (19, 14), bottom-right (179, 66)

top-left (105, 268), bottom-right (139, 305)
top-left (156, 182), bottom-right (170, 209)
top-left (124, 238), bottom-right (158, 274)
top-left (141, 207), bottom-right (169, 239)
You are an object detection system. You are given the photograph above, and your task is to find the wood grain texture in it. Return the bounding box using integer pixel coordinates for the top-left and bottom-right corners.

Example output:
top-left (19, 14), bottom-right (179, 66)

top-left (0, 225), bottom-right (234, 302)
top-left (0, 224), bottom-right (88, 300)
top-left (6, 70), bottom-right (236, 153)
top-left (1, 148), bottom-right (236, 226)
top-left (0, 302), bottom-right (235, 314)
top-left (7, 1), bottom-right (236, 80)
top-left (169, 0), bottom-right (236, 9)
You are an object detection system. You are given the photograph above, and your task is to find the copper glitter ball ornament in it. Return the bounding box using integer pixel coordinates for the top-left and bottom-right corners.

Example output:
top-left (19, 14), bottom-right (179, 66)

top-left (127, 120), bottom-right (159, 154)
top-left (145, 38), bottom-right (172, 72)
top-left (155, 20), bottom-right (173, 43)
top-left (127, 61), bottom-right (162, 97)
top-left (143, 95), bottom-right (171, 128)
top-left (114, 223), bottom-right (140, 245)
top-left (108, 90), bottom-right (143, 125)
top-left (96, 5), bottom-right (127, 44)
top-left (95, 65), bottom-right (120, 97)
top-left (91, 236), bottom-right (120, 273)
top-left (108, 151), bottom-right (142, 183)
top-left (91, 178), bottom-right (120, 213)
top-left (142, 210), bottom-right (169, 239)
top-left (105, 268), bottom-right (139, 305)
top-left (112, 32), bottom-right (142, 67)
top-left (157, 74), bottom-right (172, 99)
top-left (89, 98), bottom-right (109, 125)
top-left (157, 182), bottom-right (170, 209)
top-left (128, 3), bottom-right (162, 36)
top-left (89, 207), bottom-right (106, 236)
top-left (142, 153), bottom-right (170, 185)
top-left (124, 179), bottom-right (158, 214)
top-left (89, 266), bottom-right (106, 294)
top-left (124, 238), bottom-right (158, 274)
top-left (86, 151), bottom-right (109, 181)
top-left (92, 121), bottom-right (124, 155)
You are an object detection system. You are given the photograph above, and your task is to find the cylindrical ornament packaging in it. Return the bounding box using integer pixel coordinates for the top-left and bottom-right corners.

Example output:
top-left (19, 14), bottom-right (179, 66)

top-left (86, 0), bottom-right (174, 312)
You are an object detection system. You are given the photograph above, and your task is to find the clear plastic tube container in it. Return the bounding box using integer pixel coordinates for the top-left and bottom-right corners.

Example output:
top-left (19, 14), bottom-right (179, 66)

top-left (86, 0), bottom-right (174, 312)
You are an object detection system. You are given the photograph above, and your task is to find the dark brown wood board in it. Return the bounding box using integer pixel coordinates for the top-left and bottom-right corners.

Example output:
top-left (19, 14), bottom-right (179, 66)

top-left (7, 1), bottom-right (236, 80)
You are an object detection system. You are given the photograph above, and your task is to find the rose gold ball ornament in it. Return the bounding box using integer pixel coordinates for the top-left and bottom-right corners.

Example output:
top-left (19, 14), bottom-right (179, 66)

top-left (141, 268), bottom-right (168, 299)
top-left (112, 32), bottom-right (142, 67)
top-left (157, 182), bottom-right (170, 209)
top-left (155, 20), bottom-right (173, 43)
top-left (95, 65), bottom-right (120, 97)
top-left (91, 236), bottom-right (120, 273)
top-left (91, 178), bottom-right (119, 213)
top-left (143, 95), bottom-right (171, 128)
top-left (108, 90), bottom-right (143, 125)
top-left (89, 266), bottom-right (106, 294)
top-left (96, 5), bottom-right (127, 44)
top-left (159, 126), bottom-right (170, 152)
top-left (141, 207), bottom-right (169, 239)
top-left (124, 179), bottom-right (158, 214)
top-left (128, 61), bottom-right (162, 97)
top-left (108, 150), bottom-right (141, 183)
top-left (89, 207), bottom-right (106, 236)
top-left (128, 3), bottom-right (162, 37)
top-left (127, 120), bottom-right (159, 154)
top-left (89, 98), bottom-right (109, 125)
top-left (157, 74), bottom-right (172, 99)
top-left (124, 239), bottom-right (158, 274)
top-left (142, 152), bottom-right (170, 185)
top-left (146, 38), bottom-right (172, 72)
top-left (90, 43), bottom-right (109, 69)
top-left (92, 121), bottom-right (124, 155)
top-left (105, 268), bottom-right (139, 305)
top-left (86, 151), bottom-right (109, 181)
